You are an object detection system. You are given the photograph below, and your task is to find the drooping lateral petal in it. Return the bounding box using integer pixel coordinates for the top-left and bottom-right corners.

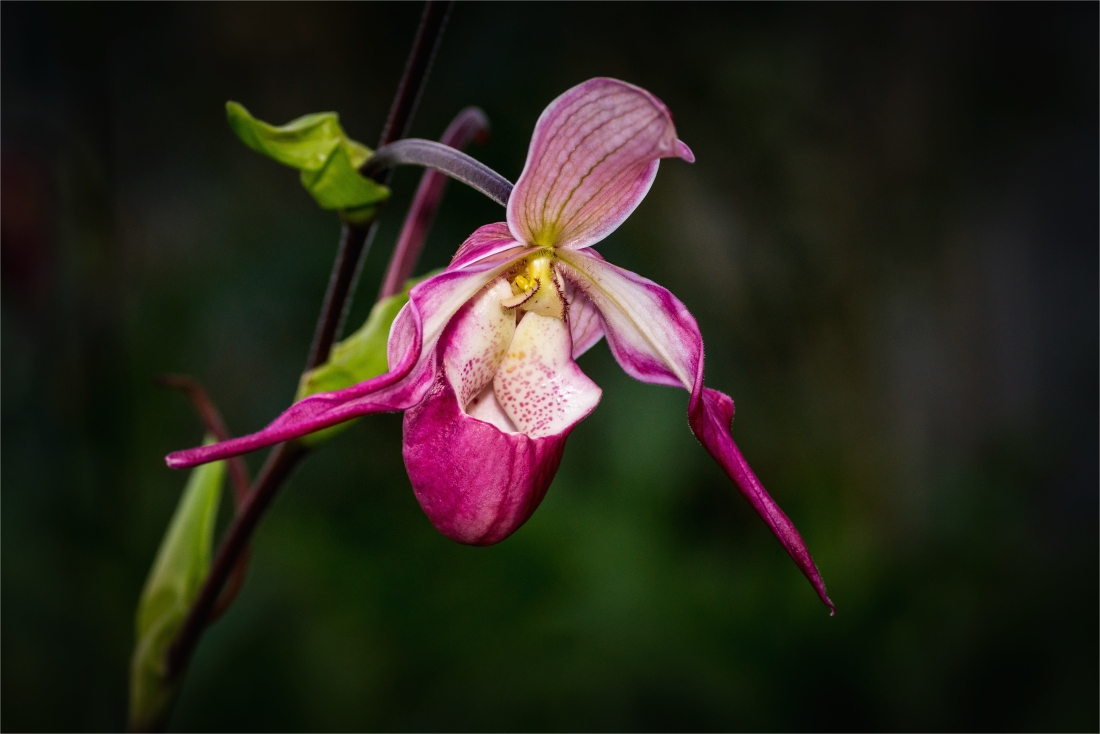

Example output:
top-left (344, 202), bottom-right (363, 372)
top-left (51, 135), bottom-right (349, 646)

top-left (556, 248), bottom-right (698, 389)
top-left (166, 248), bottom-right (526, 470)
top-left (166, 326), bottom-right (425, 469)
top-left (507, 78), bottom-right (694, 250)
top-left (689, 388), bottom-right (835, 615)
top-left (557, 248), bottom-right (834, 612)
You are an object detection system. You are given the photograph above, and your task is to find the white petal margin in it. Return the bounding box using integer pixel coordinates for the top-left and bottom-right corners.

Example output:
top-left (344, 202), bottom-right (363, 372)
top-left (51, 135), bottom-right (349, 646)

top-left (555, 247), bottom-right (701, 390)
top-left (167, 245), bottom-right (526, 469)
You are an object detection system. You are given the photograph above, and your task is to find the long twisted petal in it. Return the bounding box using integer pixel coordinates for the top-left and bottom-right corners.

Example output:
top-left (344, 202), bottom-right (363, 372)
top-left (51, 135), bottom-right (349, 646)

top-left (166, 233), bottom-right (528, 469)
top-left (557, 248), bottom-right (834, 614)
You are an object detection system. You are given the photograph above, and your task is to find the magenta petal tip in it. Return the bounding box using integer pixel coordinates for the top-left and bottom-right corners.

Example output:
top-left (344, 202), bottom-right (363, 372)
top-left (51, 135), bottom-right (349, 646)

top-left (675, 139), bottom-right (695, 163)
top-left (166, 451), bottom-right (203, 468)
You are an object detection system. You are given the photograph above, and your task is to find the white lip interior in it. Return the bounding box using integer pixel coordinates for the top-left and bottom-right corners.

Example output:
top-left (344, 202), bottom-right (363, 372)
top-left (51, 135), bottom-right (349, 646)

top-left (443, 278), bottom-right (521, 433)
top-left (465, 382), bottom-right (519, 433)
top-left (443, 273), bottom-right (600, 439)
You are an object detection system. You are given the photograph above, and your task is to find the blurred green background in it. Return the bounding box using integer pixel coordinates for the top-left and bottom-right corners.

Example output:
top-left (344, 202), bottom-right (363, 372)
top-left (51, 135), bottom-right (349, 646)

top-left (2, 2), bottom-right (1097, 731)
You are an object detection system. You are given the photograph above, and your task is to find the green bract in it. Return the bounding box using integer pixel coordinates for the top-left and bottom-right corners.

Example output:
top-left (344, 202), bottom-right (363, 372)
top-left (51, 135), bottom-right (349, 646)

top-left (129, 443), bottom-right (226, 731)
top-left (226, 102), bottom-right (389, 220)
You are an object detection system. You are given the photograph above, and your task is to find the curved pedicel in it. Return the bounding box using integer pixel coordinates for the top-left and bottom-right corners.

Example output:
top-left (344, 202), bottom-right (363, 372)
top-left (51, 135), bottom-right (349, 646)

top-left (379, 107), bottom-right (494, 300)
top-left (362, 138), bottom-right (514, 207)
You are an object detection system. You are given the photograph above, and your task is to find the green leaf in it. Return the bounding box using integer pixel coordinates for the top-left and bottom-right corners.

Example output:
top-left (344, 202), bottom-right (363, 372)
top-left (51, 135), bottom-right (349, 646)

top-left (129, 442), bottom-right (226, 731)
top-left (226, 101), bottom-right (389, 213)
top-left (295, 272), bottom-right (437, 446)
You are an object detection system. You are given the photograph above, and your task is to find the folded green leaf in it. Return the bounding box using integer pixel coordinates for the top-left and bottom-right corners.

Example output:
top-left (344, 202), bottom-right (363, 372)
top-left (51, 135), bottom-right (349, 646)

top-left (296, 273), bottom-right (437, 446)
top-left (226, 101), bottom-right (389, 213)
top-left (129, 442), bottom-right (226, 732)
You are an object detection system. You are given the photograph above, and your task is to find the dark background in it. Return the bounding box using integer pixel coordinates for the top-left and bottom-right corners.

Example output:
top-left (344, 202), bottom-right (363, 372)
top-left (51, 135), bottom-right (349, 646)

top-left (2, 2), bottom-right (1097, 731)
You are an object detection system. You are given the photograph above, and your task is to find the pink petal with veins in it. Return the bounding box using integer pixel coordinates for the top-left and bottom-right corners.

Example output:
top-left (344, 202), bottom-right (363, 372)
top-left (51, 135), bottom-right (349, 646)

top-left (507, 78), bottom-right (694, 250)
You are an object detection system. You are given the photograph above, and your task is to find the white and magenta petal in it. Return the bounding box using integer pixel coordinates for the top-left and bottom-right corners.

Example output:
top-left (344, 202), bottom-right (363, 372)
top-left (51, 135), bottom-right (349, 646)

top-left (507, 78), bottom-right (694, 251)
top-left (557, 247), bottom-right (834, 612)
top-left (442, 278), bottom-right (516, 406)
top-left (386, 247), bottom-right (525, 374)
top-left (448, 221), bottom-right (528, 270)
top-left (167, 244), bottom-right (527, 470)
top-left (556, 247), bottom-right (699, 389)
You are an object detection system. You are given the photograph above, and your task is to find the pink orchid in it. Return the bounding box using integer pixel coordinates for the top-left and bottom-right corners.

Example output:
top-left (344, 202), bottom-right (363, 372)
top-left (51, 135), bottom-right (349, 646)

top-left (168, 78), bottom-right (834, 613)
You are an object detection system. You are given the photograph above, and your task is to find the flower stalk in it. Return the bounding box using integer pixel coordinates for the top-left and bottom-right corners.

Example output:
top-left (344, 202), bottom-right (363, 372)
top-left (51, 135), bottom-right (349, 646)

top-left (155, 374), bottom-right (254, 625)
top-left (157, 0), bottom-right (454, 698)
top-left (363, 137), bottom-right (513, 211)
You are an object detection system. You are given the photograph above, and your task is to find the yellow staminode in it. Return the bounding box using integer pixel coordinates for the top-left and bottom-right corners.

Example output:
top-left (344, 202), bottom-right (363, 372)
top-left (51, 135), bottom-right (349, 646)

top-left (512, 272), bottom-right (535, 293)
top-left (502, 255), bottom-right (565, 320)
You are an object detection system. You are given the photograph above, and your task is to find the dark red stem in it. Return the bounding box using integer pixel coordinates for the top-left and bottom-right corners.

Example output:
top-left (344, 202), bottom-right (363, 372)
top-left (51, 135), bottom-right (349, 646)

top-left (306, 1), bottom-right (452, 364)
top-left (161, 0), bottom-right (453, 688)
top-left (155, 373), bottom-right (255, 625)
top-left (156, 374), bottom-right (251, 503)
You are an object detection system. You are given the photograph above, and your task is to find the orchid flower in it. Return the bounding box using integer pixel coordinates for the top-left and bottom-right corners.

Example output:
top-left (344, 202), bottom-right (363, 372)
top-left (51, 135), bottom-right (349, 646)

top-left (168, 78), bottom-right (834, 613)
